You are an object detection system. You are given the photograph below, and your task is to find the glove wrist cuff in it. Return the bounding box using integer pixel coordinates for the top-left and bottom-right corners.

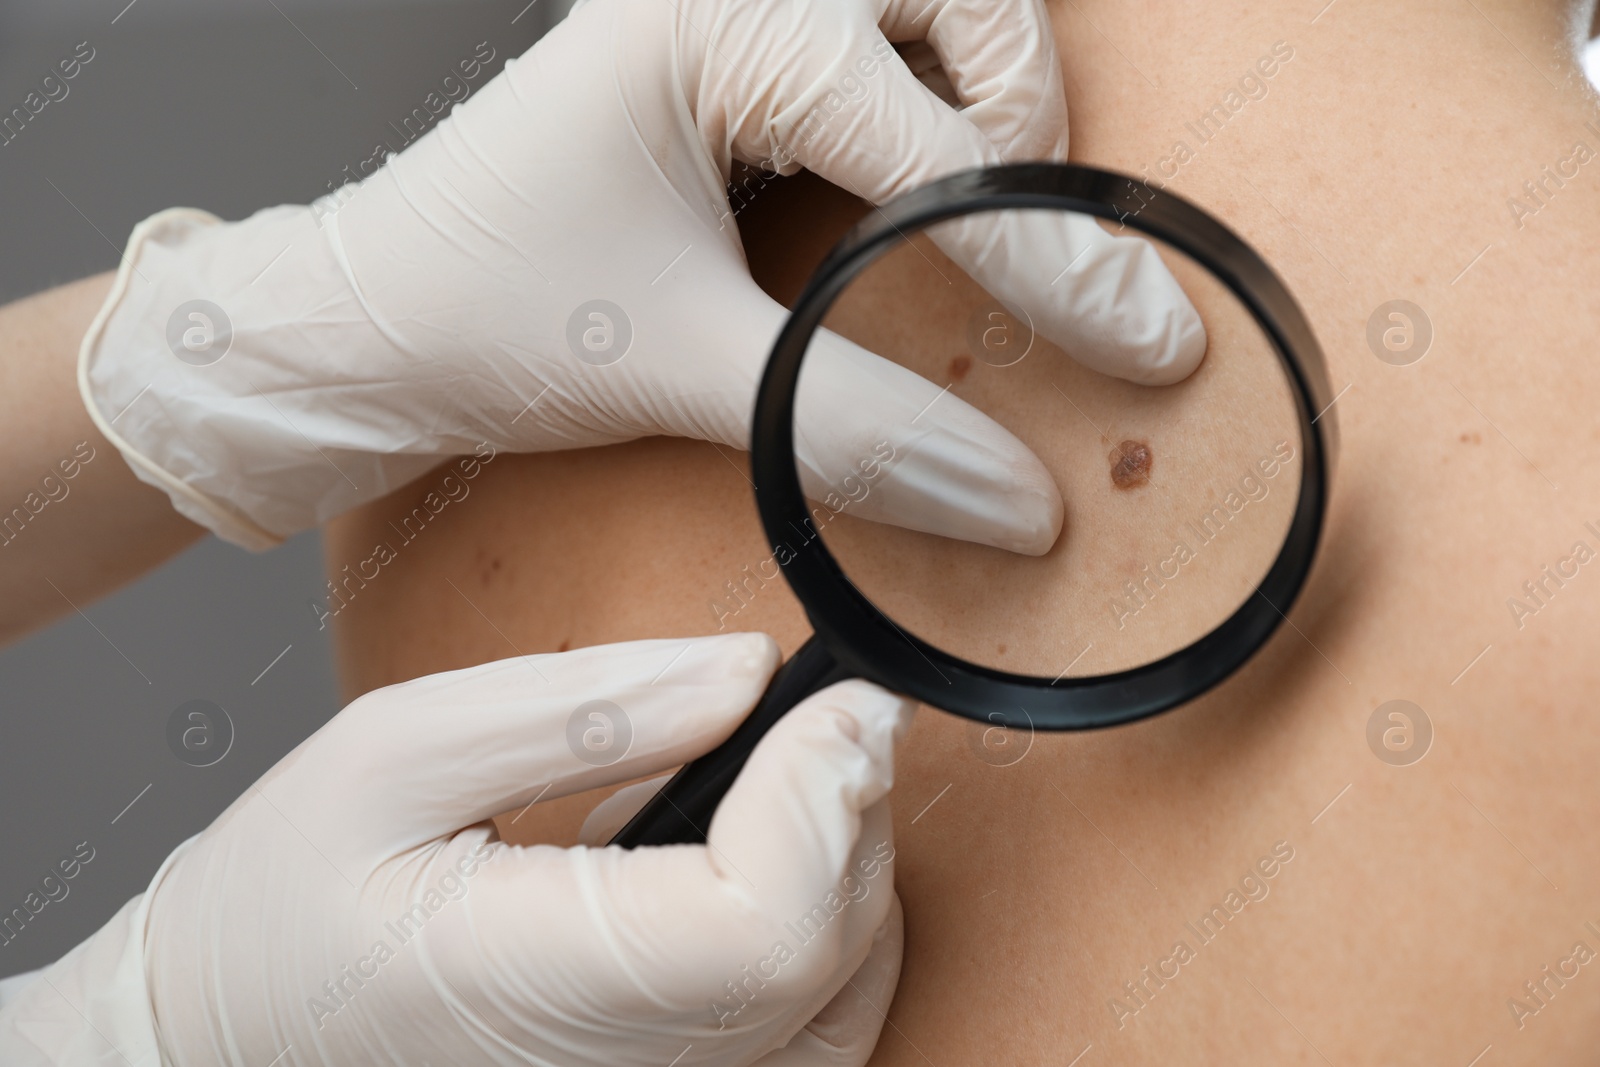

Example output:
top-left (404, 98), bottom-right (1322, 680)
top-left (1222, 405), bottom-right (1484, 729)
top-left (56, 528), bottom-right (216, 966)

top-left (0, 894), bottom-right (163, 1066)
top-left (77, 208), bottom-right (283, 548)
top-left (78, 205), bottom-right (445, 548)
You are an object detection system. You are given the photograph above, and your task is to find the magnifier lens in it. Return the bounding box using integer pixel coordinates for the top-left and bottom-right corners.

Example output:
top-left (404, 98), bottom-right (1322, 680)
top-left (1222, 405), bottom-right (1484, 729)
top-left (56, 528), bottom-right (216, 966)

top-left (795, 206), bottom-right (1303, 678)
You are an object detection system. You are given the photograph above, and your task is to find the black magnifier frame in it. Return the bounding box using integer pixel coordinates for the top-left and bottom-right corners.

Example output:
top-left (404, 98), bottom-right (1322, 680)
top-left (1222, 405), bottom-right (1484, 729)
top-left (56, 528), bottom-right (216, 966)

top-left (612, 162), bottom-right (1335, 848)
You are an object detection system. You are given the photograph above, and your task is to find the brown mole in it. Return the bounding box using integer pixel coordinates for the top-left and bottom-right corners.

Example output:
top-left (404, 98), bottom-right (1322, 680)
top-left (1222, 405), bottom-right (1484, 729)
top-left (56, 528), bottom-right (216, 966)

top-left (1109, 439), bottom-right (1153, 490)
top-left (947, 354), bottom-right (973, 383)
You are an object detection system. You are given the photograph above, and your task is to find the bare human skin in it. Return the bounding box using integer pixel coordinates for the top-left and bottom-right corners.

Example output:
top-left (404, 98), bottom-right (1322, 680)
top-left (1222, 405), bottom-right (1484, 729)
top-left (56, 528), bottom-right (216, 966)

top-left (0, 274), bottom-right (202, 644)
top-left (325, 1), bottom-right (1600, 1062)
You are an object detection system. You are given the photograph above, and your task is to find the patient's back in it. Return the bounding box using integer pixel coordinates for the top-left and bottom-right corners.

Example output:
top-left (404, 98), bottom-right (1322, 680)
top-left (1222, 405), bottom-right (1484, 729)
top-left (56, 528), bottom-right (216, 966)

top-left (325, 2), bottom-right (1600, 1061)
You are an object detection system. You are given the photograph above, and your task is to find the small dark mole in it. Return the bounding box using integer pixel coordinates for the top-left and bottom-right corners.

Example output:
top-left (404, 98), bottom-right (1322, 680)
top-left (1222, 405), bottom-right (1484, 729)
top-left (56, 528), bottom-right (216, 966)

top-left (557, 639), bottom-right (571, 653)
top-left (1109, 439), bottom-right (1153, 490)
top-left (1460, 431), bottom-right (1481, 444)
top-left (947, 354), bottom-right (972, 382)
top-left (996, 643), bottom-right (1008, 655)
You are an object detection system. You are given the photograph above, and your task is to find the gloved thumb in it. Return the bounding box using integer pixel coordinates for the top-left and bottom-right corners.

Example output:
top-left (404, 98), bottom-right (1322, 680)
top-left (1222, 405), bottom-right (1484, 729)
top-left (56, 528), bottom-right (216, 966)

top-left (703, 680), bottom-right (911, 939)
top-left (753, 891), bottom-right (904, 1067)
top-left (263, 634), bottom-right (782, 868)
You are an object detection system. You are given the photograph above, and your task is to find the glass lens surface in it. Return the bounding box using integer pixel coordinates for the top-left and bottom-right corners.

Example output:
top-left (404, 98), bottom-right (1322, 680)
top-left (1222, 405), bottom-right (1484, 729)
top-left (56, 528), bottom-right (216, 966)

top-left (793, 206), bottom-right (1303, 679)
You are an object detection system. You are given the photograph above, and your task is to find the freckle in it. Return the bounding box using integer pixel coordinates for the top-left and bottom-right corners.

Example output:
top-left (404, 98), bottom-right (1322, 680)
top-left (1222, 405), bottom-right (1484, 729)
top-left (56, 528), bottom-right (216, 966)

top-left (558, 639), bottom-right (571, 653)
top-left (1109, 439), bottom-right (1152, 490)
top-left (948, 354), bottom-right (972, 382)
top-left (996, 643), bottom-right (1008, 655)
top-left (1460, 431), bottom-right (1481, 444)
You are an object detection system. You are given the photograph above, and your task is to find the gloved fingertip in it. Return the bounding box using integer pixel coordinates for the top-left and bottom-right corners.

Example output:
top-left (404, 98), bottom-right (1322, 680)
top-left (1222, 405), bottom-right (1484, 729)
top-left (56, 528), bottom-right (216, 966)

top-left (854, 405), bottom-right (1065, 557)
top-left (989, 473), bottom-right (1064, 556)
top-left (1103, 240), bottom-right (1211, 387)
top-left (696, 631), bottom-right (783, 683)
top-left (1127, 303), bottom-right (1209, 388)
top-left (816, 680), bottom-right (916, 767)
top-left (942, 451), bottom-right (1063, 557)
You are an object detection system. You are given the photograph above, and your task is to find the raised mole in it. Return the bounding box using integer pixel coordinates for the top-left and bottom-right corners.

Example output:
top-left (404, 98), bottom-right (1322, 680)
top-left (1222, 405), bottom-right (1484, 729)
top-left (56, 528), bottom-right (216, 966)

top-left (1109, 439), bottom-right (1152, 490)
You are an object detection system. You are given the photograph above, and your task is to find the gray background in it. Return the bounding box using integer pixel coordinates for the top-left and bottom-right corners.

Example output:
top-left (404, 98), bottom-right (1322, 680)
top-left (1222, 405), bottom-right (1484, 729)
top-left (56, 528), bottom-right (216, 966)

top-left (0, 0), bottom-right (570, 978)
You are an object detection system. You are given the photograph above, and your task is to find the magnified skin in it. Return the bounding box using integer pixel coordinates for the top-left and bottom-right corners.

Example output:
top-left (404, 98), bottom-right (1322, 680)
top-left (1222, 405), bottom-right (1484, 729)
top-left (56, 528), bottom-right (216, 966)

top-left (1110, 439), bottom-right (1153, 490)
top-left (326, 2), bottom-right (1600, 1062)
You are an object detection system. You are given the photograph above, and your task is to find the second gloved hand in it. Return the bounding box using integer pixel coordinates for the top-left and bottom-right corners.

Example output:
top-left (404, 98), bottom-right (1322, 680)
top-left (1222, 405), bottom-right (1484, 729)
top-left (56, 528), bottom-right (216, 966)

top-left (79, 0), bottom-right (1203, 554)
top-left (0, 633), bottom-right (913, 1066)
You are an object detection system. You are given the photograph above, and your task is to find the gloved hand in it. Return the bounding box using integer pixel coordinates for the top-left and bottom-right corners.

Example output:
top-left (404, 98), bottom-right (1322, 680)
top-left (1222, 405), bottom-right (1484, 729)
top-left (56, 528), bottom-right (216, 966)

top-left (0, 633), bottom-right (914, 1066)
top-left (79, 0), bottom-right (1203, 555)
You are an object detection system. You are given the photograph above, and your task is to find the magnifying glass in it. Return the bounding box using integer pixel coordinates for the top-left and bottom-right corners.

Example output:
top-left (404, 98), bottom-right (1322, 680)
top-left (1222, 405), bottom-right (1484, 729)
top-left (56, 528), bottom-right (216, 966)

top-left (612, 162), bottom-right (1336, 848)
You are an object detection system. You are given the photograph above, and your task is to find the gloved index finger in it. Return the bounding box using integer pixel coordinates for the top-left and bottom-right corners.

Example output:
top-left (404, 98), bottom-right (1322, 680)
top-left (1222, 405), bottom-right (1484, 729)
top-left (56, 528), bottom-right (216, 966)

top-left (769, 8), bottom-right (1207, 386)
top-left (273, 633), bottom-right (782, 865)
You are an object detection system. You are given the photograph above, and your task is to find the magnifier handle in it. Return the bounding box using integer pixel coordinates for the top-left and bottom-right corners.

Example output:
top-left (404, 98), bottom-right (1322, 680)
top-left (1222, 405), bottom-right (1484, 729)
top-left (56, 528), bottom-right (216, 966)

top-left (609, 634), bottom-right (849, 848)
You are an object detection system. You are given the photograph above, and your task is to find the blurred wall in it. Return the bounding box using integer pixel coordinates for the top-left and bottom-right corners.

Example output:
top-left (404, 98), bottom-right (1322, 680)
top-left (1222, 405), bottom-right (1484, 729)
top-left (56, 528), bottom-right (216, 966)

top-left (0, 0), bottom-right (568, 978)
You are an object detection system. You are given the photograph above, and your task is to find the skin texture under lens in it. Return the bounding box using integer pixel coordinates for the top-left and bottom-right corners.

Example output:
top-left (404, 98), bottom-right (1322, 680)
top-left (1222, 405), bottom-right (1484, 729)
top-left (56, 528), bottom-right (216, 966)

top-left (796, 204), bottom-right (1303, 679)
top-left (1109, 439), bottom-right (1153, 490)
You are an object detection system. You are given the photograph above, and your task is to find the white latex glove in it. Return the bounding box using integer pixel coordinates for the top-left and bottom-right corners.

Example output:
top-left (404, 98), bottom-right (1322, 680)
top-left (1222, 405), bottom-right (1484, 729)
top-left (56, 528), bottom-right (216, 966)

top-left (80, 0), bottom-right (1203, 555)
top-left (0, 633), bottom-right (915, 1066)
